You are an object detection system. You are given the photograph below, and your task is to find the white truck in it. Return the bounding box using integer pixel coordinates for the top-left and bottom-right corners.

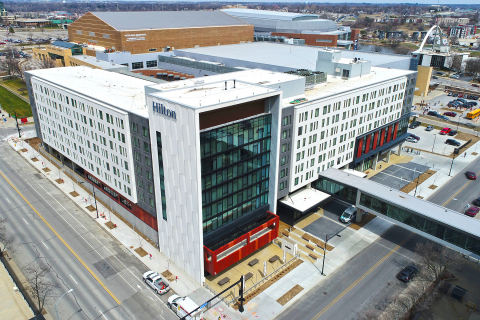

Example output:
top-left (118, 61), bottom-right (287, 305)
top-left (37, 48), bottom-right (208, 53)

top-left (167, 294), bottom-right (203, 320)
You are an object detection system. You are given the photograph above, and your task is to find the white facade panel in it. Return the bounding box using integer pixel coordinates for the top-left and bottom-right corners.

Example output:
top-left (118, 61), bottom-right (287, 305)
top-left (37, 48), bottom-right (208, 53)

top-left (147, 97), bottom-right (204, 284)
top-left (31, 78), bottom-right (137, 202)
top-left (287, 77), bottom-right (408, 192)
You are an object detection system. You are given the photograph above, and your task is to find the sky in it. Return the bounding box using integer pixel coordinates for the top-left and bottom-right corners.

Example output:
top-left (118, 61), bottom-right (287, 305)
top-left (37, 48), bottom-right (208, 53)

top-left (100, 0), bottom-right (479, 4)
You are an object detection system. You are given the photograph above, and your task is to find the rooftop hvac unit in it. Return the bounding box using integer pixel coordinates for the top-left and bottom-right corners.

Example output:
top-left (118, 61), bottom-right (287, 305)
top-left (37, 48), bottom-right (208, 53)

top-left (335, 68), bottom-right (340, 72)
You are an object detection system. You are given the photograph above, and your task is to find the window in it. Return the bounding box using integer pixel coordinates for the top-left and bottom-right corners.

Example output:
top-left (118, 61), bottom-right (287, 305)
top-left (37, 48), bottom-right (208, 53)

top-left (76, 30), bottom-right (82, 34)
top-left (143, 126), bottom-right (148, 137)
top-left (145, 156), bottom-right (151, 167)
top-left (144, 142), bottom-right (150, 152)
top-left (89, 32), bottom-right (95, 36)
top-left (146, 60), bottom-right (157, 68)
top-left (103, 34), bottom-right (110, 39)
top-left (149, 48), bottom-right (157, 52)
top-left (147, 171), bottom-right (152, 181)
top-left (316, 39), bottom-right (333, 43)
top-left (131, 62), bottom-right (144, 70)
top-left (148, 184), bottom-right (153, 194)
top-left (342, 69), bottom-right (350, 78)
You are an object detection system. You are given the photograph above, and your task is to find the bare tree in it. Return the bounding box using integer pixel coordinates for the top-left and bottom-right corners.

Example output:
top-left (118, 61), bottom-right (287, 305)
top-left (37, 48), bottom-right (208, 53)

top-left (465, 58), bottom-right (480, 76)
top-left (449, 36), bottom-right (459, 46)
top-left (415, 242), bottom-right (462, 282)
top-left (372, 45), bottom-right (383, 52)
top-left (0, 218), bottom-right (15, 256)
top-left (394, 46), bottom-right (412, 55)
top-left (24, 262), bottom-right (59, 314)
top-left (38, 57), bottom-right (57, 69)
top-left (449, 54), bottom-right (463, 72)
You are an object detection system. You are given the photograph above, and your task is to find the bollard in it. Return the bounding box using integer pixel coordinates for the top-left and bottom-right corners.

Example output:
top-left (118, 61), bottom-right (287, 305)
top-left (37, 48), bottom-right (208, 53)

top-left (114, 224), bottom-right (117, 228)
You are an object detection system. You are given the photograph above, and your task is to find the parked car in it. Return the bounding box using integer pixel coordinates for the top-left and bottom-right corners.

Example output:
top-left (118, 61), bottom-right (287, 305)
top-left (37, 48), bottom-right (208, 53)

top-left (409, 134), bottom-right (420, 140)
top-left (432, 76), bottom-right (438, 79)
top-left (446, 139), bottom-right (461, 146)
top-left (425, 125), bottom-right (434, 131)
top-left (406, 137), bottom-right (418, 143)
top-left (409, 121), bottom-right (421, 129)
top-left (448, 92), bottom-right (453, 96)
top-left (466, 171), bottom-right (477, 180)
top-left (143, 271), bottom-right (171, 295)
top-left (473, 84), bottom-right (479, 88)
top-left (465, 207), bottom-right (480, 217)
top-left (339, 205), bottom-right (357, 223)
top-left (438, 115), bottom-right (450, 121)
top-left (444, 112), bottom-right (457, 117)
top-left (440, 127), bottom-right (451, 135)
top-left (448, 130), bottom-right (457, 136)
top-left (453, 93), bottom-right (459, 97)
top-left (457, 98), bottom-right (467, 103)
top-left (396, 265), bottom-right (419, 282)
top-left (427, 111), bottom-right (439, 116)
top-left (472, 197), bottom-right (480, 206)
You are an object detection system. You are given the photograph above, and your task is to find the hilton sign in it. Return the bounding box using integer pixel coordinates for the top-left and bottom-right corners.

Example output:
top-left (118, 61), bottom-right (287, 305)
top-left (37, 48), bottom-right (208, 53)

top-left (153, 102), bottom-right (176, 120)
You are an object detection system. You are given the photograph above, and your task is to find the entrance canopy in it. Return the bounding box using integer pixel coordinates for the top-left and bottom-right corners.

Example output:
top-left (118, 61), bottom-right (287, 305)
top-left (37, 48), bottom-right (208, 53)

top-left (280, 187), bottom-right (331, 213)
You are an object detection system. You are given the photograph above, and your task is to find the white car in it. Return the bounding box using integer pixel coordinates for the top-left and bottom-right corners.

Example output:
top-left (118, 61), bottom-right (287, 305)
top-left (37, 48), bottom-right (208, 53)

top-left (143, 271), bottom-right (170, 295)
top-left (406, 137), bottom-right (418, 143)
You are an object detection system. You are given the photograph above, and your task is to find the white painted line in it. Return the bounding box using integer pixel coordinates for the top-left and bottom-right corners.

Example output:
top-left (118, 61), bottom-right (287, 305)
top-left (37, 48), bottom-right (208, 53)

top-left (6, 198), bottom-right (10, 203)
top-left (99, 310), bottom-right (108, 320)
top-left (23, 218), bottom-right (28, 225)
top-left (43, 242), bottom-right (49, 249)
top-left (70, 275), bottom-right (78, 284)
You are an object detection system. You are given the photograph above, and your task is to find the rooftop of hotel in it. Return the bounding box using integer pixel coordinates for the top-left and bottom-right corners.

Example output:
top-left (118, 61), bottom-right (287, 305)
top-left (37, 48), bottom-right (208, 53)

top-left (148, 69), bottom-right (303, 92)
top-left (27, 66), bottom-right (154, 117)
top-left (149, 78), bottom-right (279, 110)
top-left (300, 66), bottom-right (414, 103)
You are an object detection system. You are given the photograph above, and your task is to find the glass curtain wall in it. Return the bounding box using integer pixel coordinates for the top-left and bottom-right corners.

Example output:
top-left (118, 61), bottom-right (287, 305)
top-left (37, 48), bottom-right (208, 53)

top-left (200, 114), bottom-right (272, 235)
top-left (360, 193), bottom-right (480, 255)
top-left (156, 132), bottom-right (167, 221)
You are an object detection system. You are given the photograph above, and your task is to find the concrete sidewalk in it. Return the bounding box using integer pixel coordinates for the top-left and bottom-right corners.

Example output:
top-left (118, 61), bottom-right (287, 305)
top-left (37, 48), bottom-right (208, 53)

top-left (7, 133), bottom-right (395, 320)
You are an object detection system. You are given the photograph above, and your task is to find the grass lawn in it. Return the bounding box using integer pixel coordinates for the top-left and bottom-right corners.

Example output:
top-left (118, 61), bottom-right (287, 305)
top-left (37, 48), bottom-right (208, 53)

top-left (469, 51), bottom-right (480, 57)
top-left (2, 78), bottom-right (29, 98)
top-left (0, 85), bottom-right (32, 117)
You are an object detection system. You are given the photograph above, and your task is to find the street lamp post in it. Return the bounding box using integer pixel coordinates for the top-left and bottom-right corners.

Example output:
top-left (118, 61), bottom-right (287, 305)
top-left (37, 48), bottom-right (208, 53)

top-left (456, 112), bottom-right (463, 131)
top-left (452, 198), bottom-right (469, 213)
top-left (321, 233), bottom-right (341, 276)
top-left (448, 150), bottom-right (458, 177)
top-left (80, 181), bottom-right (99, 219)
top-left (431, 134), bottom-right (437, 153)
top-left (55, 289), bottom-right (73, 320)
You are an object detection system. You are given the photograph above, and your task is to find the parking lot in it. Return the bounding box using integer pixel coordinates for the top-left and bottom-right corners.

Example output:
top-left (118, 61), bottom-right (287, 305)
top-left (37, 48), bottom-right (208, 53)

top-left (406, 126), bottom-right (468, 155)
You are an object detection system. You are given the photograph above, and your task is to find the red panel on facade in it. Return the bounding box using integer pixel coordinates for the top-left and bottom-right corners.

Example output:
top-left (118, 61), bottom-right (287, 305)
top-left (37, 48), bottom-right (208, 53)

top-left (84, 170), bottom-right (158, 231)
top-left (393, 122), bottom-right (399, 140)
top-left (379, 128), bottom-right (386, 146)
top-left (357, 138), bottom-right (364, 158)
top-left (386, 125), bottom-right (393, 143)
top-left (372, 131), bottom-right (379, 150)
top-left (203, 212), bottom-right (279, 276)
top-left (365, 135), bottom-right (371, 154)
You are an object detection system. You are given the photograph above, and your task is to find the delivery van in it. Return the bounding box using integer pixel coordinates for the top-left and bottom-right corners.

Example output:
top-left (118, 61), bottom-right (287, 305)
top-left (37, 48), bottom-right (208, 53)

top-left (339, 205), bottom-right (357, 223)
top-left (167, 294), bottom-right (202, 320)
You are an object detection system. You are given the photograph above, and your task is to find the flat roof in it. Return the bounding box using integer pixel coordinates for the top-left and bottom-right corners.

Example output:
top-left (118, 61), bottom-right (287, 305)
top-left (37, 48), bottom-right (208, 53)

top-left (279, 188), bottom-right (331, 213)
top-left (89, 11), bottom-right (249, 31)
top-left (27, 66), bottom-right (154, 117)
top-left (148, 69), bottom-right (303, 92)
top-left (70, 55), bottom-right (127, 70)
top-left (301, 67), bottom-right (414, 102)
top-left (149, 78), bottom-right (278, 110)
top-left (320, 168), bottom-right (480, 239)
top-left (222, 8), bottom-right (319, 21)
top-left (176, 42), bottom-right (413, 71)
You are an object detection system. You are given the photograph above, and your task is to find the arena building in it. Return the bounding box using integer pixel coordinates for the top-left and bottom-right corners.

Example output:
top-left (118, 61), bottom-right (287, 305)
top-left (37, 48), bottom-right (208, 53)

top-left (67, 11), bottom-right (253, 54)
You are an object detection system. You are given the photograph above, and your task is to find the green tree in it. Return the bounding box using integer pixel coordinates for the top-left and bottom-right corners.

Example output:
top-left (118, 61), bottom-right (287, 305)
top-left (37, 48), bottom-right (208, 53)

top-left (8, 26), bottom-right (14, 34)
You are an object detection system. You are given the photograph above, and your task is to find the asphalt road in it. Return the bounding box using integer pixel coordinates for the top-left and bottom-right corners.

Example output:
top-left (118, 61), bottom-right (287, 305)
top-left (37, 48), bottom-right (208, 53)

top-left (0, 141), bottom-right (177, 320)
top-left (427, 152), bottom-right (480, 218)
top-left (275, 225), bottom-right (425, 320)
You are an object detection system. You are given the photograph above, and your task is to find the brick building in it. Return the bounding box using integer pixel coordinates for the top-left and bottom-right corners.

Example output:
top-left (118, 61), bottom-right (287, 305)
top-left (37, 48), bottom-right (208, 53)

top-left (68, 11), bottom-right (253, 54)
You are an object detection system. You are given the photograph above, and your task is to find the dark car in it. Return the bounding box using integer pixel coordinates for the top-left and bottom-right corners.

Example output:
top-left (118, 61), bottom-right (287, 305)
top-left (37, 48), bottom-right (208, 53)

top-left (409, 121), bottom-right (421, 129)
top-left (427, 111), bottom-right (439, 116)
top-left (432, 76), bottom-right (438, 79)
top-left (457, 98), bottom-right (467, 103)
top-left (472, 197), bottom-right (480, 206)
top-left (448, 92), bottom-right (453, 96)
top-left (409, 134), bottom-right (420, 140)
top-left (453, 93), bottom-right (459, 97)
top-left (466, 171), bottom-right (477, 180)
top-left (446, 139), bottom-right (461, 146)
top-left (444, 112), bottom-right (457, 117)
top-left (465, 207), bottom-right (480, 217)
top-left (448, 130), bottom-right (457, 136)
top-left (396, 265), bottom-right (419, 282)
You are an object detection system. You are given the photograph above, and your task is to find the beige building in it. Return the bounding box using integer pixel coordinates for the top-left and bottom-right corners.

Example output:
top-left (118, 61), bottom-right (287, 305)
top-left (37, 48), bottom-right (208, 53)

top-left (436, 17), bottom-right (470, 26)
top-left (414, 66), bottom-right (433, 97)
top-left (32, 41), bottom-right (95, 67)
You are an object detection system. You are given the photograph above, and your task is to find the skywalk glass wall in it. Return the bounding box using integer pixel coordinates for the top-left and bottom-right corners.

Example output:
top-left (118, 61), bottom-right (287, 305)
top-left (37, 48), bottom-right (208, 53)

top-left (200, 114), bottom-right (272, 235)
top-left (359, 194), bottom-right (480, 255)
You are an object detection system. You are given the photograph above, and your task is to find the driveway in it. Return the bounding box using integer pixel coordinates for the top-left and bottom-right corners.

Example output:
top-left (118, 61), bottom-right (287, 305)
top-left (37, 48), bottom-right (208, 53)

top-left (406, 126), bottom-right (467, 155)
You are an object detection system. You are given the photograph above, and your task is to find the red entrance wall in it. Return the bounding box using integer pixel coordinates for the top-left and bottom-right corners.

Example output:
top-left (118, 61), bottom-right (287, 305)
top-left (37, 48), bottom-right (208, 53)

top-left (84, 170), bottom-right (158, 231)
top-left (203, 212), bottom-right (279, 276)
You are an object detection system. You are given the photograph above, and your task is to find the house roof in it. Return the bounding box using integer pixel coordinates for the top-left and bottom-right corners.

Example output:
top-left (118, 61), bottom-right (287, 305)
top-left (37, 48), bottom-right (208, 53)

top-left (89, 11), bottom-right (249, 31)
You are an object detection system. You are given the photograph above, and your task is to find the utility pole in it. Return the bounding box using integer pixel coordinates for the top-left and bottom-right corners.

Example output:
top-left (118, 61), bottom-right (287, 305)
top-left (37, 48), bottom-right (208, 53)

top-left (14, 111), bottom-right (21, 137)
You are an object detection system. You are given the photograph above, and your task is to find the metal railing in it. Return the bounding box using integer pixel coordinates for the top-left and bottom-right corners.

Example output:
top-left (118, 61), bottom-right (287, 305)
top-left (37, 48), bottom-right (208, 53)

top-left (158, 55), bottom-right (243, 74)
top-left (203, 283), bottom-right (231, 306)
top-left (226, 253), bottom-right (301, 306)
